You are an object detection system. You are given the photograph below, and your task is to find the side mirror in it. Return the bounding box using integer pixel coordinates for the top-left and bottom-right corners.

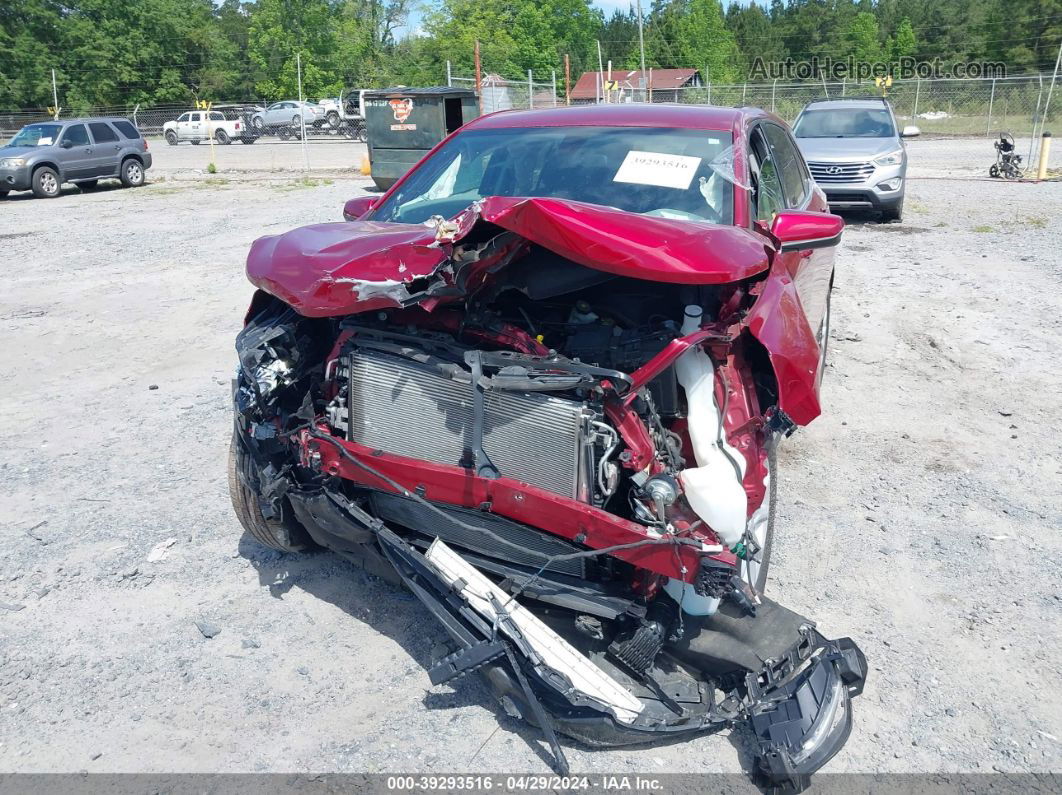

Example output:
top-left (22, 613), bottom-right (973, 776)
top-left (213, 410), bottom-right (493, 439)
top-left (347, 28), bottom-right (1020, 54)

top-left (343, 196), bottom-right (377, 221)
top-left (771, 210), bottom-right (844, 252)
top-left (901, 125), bottom-right (920, 137)
top-left (60, 139), bottom-right (74, 149)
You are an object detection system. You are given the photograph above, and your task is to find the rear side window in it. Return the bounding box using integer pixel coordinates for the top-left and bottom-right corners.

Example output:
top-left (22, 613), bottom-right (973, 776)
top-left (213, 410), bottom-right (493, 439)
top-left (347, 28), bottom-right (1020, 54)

top-left (210, 112), bottom-right (224, 121)
top-left (762, 124), bottom-right (808, 208)
top-left (112, 120), bottom-right (140, 139)
top-left (89, 122), bottom-right (119, 143)
top-left (61, 124), bottom-right (89, 147)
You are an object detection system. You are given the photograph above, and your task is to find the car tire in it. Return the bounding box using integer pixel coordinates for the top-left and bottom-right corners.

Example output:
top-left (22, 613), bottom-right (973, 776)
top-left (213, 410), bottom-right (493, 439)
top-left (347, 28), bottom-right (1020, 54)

top-left (228, 438), bottom-right (312, 553)
top-left (215, 129), bottom-right (231, 145)
top-left (165, 131), bottom-right (178, 146)
top-left (78, 179), bottom-right (99, 191)
top-left (355, 124), bottom-right (367, 143)
top-left (241, 137), bottom-right (256, 145)
top-left (120, 158), bottom-right (145, 188)
top-left (881, 200), bottom-right (903, 223)
top-left (278, 127), bottom-right (291, 141)
top-left (32, 166), bottom-right (61, 198)
top-left (0, 189), bottom-right (9, 198)
top-left (252, 116), bottom-right (264, 131)
top-left (326, 110), bottom-right (340, 128)
top-left (190, 139), bottom-right (200, 145)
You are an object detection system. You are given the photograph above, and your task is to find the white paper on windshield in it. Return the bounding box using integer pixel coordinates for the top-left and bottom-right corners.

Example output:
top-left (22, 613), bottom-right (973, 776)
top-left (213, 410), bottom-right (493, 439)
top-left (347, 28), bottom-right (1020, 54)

top-left (38, 137), bottom-right (53, 146)
top-left (613, 151), bottom-right (701, 190)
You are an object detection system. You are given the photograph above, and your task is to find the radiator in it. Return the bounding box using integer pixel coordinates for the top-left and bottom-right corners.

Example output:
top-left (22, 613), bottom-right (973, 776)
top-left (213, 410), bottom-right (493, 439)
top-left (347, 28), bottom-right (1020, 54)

top-left (334, 349), bottom-right (596, 500)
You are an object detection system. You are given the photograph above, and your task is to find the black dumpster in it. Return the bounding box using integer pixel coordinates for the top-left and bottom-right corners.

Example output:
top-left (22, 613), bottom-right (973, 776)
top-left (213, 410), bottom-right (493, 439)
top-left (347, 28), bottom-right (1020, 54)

top-left (364, 87), bottom-right (480, 190)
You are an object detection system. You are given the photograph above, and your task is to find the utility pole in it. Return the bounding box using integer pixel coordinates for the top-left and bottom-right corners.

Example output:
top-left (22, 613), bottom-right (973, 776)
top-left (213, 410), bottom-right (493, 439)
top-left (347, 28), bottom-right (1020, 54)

top-left (296, 52), bottom-right (309, 172)
top-left (51, 69), bottom-right (59, 120)
top-left (474, 41), bottom-right (483, 114)
top-left (564, 55), bottom-right (571, 106)
top-left (636, 0), bottom-right (647, 101)
top-left (446, 60), bottom-right (452, 87)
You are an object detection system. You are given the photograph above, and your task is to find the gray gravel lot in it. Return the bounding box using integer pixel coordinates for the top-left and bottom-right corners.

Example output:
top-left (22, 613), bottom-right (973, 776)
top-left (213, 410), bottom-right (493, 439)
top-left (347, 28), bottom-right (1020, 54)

top-left (0, 137), bottom-right (1060, 778)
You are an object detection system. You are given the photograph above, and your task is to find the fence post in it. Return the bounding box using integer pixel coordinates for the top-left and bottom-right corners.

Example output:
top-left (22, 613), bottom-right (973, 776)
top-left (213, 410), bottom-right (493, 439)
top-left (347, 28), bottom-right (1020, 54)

top-left (742, 82), bottom-right (747, 104)
top-left (913, 77), bottom-right (920, 119)
top-left (552, 70), bottom-right (557, 107)
top-left (296, 52), bottom-right (308, 172)
top-left (51, 69), bottom-right (60, 119)
top-left (446, 60), bottom-right (452, 87)
top-left (1028, 74), bottom-right (1044, 167)
top-left (986, 78), bottom-right (996, 136)
top-left (841, 78), bottom-right (846, 96)
top-left (528, 70), bottom-right (534, 109)
top-left (707, 81), bottom-right (711, 104)
top-left (771, 79), bottom-right (777, 112)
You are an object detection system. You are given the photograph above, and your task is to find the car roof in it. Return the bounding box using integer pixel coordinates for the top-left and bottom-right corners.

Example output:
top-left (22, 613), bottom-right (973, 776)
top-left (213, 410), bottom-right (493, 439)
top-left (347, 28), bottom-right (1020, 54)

top-left (801, 99), bottom-right (891, 111)
top-left (465, 103), bottom-right (777, 133)
top-left (26, 117), bottom-right (131, 125)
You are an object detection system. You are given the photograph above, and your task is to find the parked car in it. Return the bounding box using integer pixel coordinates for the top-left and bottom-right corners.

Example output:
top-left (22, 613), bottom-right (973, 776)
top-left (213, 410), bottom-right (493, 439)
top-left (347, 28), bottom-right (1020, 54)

top-left (792, 97), bottom-right (919, 222)
top-left (232, 104), bottom-right (865, 790)
top-left (163, 109), bottom-right (251, 145)
top-left (0, 117), bottom-right (151, 198)
top-left (250, 101), bottom-right (327, 134)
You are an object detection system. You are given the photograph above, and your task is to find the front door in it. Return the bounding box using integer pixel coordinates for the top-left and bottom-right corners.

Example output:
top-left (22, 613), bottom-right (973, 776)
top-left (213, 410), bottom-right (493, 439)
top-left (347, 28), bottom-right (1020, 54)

top-left (56, 123), bottom-right (94, 179)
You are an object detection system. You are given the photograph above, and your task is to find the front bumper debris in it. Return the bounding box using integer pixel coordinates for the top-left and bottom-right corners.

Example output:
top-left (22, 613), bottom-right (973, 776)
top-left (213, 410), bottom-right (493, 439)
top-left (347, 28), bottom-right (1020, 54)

top-left (375, 526), bottom-right (866, 790)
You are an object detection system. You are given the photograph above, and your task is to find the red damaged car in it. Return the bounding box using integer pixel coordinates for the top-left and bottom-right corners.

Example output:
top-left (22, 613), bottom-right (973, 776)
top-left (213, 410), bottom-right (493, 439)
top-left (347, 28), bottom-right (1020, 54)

top-left (230, 104), bottom-right (865, 788)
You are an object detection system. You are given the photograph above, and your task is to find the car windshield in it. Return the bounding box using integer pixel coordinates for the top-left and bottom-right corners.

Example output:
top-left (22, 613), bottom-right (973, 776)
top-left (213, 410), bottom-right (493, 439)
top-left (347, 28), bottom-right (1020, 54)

top-left (794, 109), bottom-right (895, 138)
top-left (371, 126), bottom-right (736, 225)
top-left (8, 123), bottom-right (62, 147)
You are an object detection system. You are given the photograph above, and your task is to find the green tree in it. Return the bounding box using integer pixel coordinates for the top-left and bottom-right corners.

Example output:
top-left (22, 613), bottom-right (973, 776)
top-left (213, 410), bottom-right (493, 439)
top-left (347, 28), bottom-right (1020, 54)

top-left (842, 10), bottom-right (884, 65)
top-left (248, 0), bottom-right (342, 98)
top-left (675, 0), bottom-right (741, 82)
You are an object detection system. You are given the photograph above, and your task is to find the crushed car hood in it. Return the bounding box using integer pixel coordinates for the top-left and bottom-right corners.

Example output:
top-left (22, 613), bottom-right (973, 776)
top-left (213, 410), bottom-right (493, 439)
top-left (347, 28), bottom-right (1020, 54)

top-left (246, 196), bottom-right (773, 317)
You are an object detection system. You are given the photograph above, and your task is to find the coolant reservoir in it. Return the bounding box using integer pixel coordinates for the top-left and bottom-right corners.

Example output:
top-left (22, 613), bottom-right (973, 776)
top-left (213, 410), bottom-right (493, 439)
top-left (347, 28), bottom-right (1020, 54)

top-left (674, 305), bottom-right (748, 547)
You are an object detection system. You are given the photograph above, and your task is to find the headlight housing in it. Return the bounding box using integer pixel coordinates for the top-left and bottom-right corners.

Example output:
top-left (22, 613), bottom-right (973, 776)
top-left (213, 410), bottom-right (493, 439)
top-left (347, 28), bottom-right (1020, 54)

top-left (0, 158), bottom-right (26, 168)
top-left (874, 149), bottom-right (904, 167)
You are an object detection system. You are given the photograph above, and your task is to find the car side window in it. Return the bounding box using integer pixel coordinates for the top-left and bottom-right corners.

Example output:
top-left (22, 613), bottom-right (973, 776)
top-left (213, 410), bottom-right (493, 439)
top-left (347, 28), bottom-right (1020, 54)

top-left (88, 122), bottom-right (119, 143)
top-left (178, 113), bottom-right (190, 123)
top-left (210, 112), bottom-right (224, 121)
top-left (763, 123), bottom-right (809, 208)
top-left (748, 127), bottom-right (785, 222)
top-left (113, 120), bottom-right (140, 139)
top-left (61, 124), bottom-right (89, 147)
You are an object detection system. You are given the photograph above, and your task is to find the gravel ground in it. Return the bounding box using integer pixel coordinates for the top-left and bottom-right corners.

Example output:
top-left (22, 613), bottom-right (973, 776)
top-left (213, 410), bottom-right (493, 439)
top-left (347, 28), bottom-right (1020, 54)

top-left (1, 137), bottom-right (1060, 779)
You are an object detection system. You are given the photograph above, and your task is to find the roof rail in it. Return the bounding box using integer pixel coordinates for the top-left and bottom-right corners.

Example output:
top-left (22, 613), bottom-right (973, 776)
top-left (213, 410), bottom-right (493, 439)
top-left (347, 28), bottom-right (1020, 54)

top-left (810, 95), bottom-right (889, 104)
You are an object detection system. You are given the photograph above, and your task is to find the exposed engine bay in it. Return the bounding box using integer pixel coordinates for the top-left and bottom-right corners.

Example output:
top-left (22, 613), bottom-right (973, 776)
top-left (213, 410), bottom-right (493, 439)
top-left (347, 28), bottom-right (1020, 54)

top-left (231, 198), bottom-right (865, 790)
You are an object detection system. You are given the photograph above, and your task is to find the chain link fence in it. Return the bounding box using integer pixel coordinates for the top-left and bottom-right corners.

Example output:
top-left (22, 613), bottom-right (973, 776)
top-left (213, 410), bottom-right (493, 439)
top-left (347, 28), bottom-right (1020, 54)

top-left (447, 72), bottom-right (1056, 140)
top-left (3, 73), bottom-right (1056, 143)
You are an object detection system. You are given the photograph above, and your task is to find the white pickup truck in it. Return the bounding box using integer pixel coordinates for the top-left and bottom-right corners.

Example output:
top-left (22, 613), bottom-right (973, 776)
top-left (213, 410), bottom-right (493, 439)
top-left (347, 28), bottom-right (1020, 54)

top-left (163, 110), bottom-right (251, 145)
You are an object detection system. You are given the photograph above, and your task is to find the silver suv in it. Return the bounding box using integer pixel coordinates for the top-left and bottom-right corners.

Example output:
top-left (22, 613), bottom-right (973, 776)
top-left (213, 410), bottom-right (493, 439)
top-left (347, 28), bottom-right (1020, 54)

top-left (0, 117), bottom-right (152, 199)
top-left (792, 98), bottom-right (918, 223)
